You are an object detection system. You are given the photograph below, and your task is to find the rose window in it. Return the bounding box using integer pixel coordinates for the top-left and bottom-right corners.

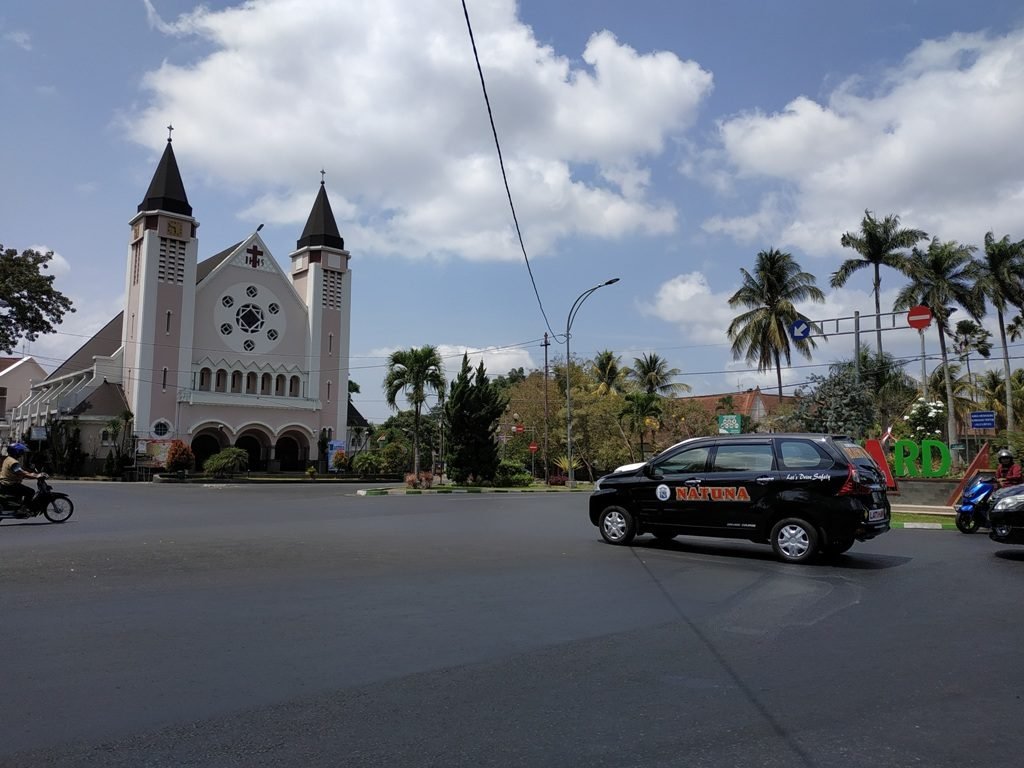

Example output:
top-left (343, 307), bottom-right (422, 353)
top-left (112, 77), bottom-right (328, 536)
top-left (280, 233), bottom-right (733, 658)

top-left (235, 304), bottom-right (265, 333)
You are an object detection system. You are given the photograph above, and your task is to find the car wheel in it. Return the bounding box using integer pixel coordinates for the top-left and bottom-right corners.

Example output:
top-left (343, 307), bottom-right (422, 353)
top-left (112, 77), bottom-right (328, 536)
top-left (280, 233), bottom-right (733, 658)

top-left (599, 506), bottom-right (636, 545)
top-left (770, 517), bottom-right (818, 564)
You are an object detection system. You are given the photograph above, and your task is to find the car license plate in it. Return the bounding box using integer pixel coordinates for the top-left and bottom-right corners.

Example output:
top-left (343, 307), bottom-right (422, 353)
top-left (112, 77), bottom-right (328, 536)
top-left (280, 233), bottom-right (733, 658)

top-left (868, 508), bottom-right (886, 522)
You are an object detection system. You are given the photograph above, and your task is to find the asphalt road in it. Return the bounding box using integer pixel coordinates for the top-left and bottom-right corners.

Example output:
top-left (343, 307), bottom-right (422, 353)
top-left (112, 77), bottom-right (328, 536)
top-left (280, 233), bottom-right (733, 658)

top-left (2, 482), bottom-right (1023, 767)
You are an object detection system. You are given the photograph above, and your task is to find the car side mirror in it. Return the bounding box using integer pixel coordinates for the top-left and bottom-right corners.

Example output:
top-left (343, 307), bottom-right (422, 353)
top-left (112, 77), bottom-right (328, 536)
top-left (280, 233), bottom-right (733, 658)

top-left (643, 464), bottom-right (658, 479)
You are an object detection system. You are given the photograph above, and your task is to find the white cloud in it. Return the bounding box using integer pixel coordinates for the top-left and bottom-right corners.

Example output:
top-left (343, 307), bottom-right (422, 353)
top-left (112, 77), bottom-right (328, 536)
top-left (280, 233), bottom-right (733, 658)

top-left (644, 271), bottom-right (737, 346)
top-left (367, 343), bottom-right (536, 383)
top-left (3, 30), bottom-right (32, 51)
top-left (28, 244), bottom-right (71, 277)
top-left (702, 29), bottom-right (1024, 257)
top-left (129, 0), bottom-right (710, 262)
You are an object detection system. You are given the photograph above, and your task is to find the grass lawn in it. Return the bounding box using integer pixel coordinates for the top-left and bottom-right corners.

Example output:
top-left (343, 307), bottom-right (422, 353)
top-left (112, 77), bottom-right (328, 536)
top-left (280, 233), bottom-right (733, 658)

top-left (891, 512), bottom-right (956, 526)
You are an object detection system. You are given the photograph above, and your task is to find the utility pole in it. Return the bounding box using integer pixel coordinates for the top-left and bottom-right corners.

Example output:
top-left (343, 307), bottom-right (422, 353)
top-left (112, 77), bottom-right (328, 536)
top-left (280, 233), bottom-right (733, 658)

top-left (542, 333), bottom-right (550, 484)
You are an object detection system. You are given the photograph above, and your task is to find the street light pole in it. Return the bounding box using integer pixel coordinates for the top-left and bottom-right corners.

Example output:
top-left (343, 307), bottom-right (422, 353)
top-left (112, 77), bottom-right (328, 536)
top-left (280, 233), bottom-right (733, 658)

top-left (566, 278), bottom-right (620, 488)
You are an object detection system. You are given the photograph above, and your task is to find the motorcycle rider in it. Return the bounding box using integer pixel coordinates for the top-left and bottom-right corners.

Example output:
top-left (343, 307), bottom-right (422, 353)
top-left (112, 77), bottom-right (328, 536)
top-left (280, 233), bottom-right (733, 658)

top-left (996, 448), bottom-right (1022, 488)
top-left (1, 442), bottom-right (45, 514)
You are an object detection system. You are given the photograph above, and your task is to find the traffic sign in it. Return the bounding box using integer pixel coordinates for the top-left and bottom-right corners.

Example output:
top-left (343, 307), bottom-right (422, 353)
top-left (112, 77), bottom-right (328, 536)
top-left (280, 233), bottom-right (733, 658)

top-left (717, 414), bottom-right (741, 434)
top-left (529, 441), bottom-right (539, 453)
top-left (789, 319), bottom-right (811, 340)
top-left (907, 305), bottom-right (932, 330)
top-left (515, 424), bottom-right (525, 434)
top-left (970, 411), bottom-right (996, 429)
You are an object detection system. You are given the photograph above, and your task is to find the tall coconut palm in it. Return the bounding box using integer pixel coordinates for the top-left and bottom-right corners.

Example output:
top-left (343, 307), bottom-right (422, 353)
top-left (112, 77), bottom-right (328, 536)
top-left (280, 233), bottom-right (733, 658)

top-left (1007, 312), bottom-right (1024, 342)
top-left (893, 238), bottom-right (984, 446)
top-left (619, 391), bottom-right (662, 462)
top-left (951, 319), bottom-right (993, 401)
top-left (383, 345), bottom-right (446, 478)
top-left (626, 352), bottom-right (690, 396)
top-left (728, 248), bottom-right (825, 399)
top-left (831, 210), bottom-right (928, 357)
top-left (976, 232), bottom-right (1024, 432)
top-left (590, 350), bottom-right (626, 395)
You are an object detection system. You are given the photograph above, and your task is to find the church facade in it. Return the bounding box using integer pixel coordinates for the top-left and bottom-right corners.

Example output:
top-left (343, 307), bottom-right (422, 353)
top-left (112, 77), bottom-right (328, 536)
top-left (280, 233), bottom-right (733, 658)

top-left (9, 139), bottom-right (366, 472)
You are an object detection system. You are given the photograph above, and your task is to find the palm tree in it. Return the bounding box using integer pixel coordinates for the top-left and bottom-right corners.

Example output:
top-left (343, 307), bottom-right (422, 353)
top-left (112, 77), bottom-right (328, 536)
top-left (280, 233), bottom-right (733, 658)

top-left (383, 346), bottom-right (446, 478)
top-left (1007, 312), bottom-right (1024, 342)
top-left (976, 232), bottom-right (1024, 432)
top-left (626, 352), bottom-right (690, 396)
top-left (893, 238), bottom-right (984, 446)
top-left (831, 210), bottom-right (928, 356)
top-left (927, 363), bottom-right (974, 434)
top-left (728, 248), bottom-right (825, 398)
top-left (977, 369), bottom-right (1007, 429)
top-left (951, 319), bottom-right (993, 401)
top-left (590, 350), bottom-right (626, 395)
top-left (619, 391), bottom-right (662, 462)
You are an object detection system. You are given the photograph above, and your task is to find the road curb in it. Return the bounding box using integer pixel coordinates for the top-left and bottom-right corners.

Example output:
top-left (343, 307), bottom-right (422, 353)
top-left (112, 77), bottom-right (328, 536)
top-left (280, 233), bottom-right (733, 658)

top-left (356, 487), bottom-right (590, 496)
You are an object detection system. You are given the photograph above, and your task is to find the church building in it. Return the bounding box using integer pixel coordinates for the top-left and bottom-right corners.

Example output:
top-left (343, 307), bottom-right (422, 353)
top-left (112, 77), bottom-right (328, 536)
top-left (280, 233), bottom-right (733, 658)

top-left (9, 138), bottom-right (366, 472)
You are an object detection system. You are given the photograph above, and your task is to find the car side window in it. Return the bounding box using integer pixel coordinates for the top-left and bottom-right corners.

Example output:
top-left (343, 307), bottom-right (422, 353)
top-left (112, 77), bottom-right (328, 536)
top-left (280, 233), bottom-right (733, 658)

top-left (777, 439), bottom-right (834, 471)
top-left (655, 446), bottom-right (710, 474)
top-left (709, 444), bottom-right (774, 473)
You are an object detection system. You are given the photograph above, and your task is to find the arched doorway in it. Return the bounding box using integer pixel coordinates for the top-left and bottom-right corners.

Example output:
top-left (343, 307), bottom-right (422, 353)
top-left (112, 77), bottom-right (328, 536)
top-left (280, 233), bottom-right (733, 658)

top-left (236, 434), bottom-right (265, 471)
top-left (275, 436), bottom-right (301, 471)
top-left (191, 433), bottom-right (222, 473)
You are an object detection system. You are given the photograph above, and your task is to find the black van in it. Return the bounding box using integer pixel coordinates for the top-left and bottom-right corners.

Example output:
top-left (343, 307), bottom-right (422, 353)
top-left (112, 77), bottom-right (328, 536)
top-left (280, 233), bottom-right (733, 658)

top-left (588, 433), bottom-right (891, 563)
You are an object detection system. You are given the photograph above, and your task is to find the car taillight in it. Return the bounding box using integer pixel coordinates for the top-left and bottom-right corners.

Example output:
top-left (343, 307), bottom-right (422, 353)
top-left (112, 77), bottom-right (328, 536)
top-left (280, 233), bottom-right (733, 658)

top-left (837, 465), bottom-right (870, 496)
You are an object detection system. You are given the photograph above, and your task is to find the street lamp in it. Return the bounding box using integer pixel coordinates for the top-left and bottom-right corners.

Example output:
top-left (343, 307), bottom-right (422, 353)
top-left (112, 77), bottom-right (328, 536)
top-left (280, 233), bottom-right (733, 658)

top-left (566, 278), bottom-right (620, 488)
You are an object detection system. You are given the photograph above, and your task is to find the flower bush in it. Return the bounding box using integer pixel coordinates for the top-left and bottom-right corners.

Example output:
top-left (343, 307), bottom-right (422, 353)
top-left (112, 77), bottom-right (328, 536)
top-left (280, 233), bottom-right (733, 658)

top-left (903, 398), bottom-right (947, 441)
top-left (331, 448), bottom-right (348, 472)
top-left (164, 439), bottom-right (195, 473)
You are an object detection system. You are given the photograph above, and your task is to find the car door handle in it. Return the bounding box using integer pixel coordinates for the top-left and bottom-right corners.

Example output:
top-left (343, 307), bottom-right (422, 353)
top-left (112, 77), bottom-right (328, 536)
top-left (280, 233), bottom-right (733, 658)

top-left (684, 479), bottom-right (701, 487)
top-left (755, 475), bottom-right (774, 485)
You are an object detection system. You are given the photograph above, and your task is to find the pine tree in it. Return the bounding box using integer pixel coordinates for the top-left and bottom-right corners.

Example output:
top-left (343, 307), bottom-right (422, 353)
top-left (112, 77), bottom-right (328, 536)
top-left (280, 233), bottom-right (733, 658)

top-left (444, 354), bottom-right (506, 483)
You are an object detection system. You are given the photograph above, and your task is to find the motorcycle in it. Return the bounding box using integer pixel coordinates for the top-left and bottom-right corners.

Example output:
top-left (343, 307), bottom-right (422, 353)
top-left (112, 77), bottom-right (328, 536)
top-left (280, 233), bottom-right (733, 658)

top-left (0, 474), bottom-right (74, 524)
top-left (954, 472), bottom-right (998, 534)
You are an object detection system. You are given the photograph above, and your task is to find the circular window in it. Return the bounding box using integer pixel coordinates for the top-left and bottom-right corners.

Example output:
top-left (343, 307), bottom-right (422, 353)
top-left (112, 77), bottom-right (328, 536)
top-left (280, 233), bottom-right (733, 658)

top-left (246, 285), bottom-right (259, 298)
top-left (235, 304), bottom-right (265, 333)
top-left (153, 421), bottom-right (170, 437)
top-left (221, 296), bottom-right (234, 308)
top-left (268, 303), bottom-right (280, 315)
top-left (220, 323), bottom-right (233, 335)
top-left (243, 340), bottom-right (255, 352)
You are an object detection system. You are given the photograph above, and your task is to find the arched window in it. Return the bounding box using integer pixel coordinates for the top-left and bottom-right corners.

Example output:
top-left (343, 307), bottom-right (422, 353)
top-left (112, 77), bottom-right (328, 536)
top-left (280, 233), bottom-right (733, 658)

top-left (162, 367), bottom-right (168, 391)
top-left (328, 333), bottom-right (333, 355)
top-left (230, 371), bottom-right (242, 393)
top-left (165, 310), bottom-right (172, 334)
top-left (261, 373), bottom-right (272, 395)
top-left (275, 374), bottom-right (286, 396)
top-left (289, 376), bottom-right (300, 397)
top-left (246, 372), bottom-right (257, 394)
top-left (199, 368), bottom-right (212, 391)
top-left (326, 380), bottom-right (332, 403)
top-left (215, 369), bottom-right (227, 392)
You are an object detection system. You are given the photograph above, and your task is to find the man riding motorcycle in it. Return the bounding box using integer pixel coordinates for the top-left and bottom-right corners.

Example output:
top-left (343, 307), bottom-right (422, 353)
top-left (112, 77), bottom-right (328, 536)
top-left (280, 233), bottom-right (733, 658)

top-left (1, 442), bottom-right (46, 515)
top-left (996, 449), bottom-right (1022, 488)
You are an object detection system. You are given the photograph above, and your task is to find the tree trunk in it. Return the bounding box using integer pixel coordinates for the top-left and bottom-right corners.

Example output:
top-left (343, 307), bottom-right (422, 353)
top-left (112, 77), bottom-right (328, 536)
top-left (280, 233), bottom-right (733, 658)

top-left (873, 262), bottom-right (883, 357)
top-left (938, 326), bottom-right (958, 455)
top-left (412, 405), bottom-right (421, 478)
top-left (774, 349), bottom-right (783, 399)
top-left (964, 352), bottom-right (974, 403)
top-left (998, 309), bottom-right (1015, 433)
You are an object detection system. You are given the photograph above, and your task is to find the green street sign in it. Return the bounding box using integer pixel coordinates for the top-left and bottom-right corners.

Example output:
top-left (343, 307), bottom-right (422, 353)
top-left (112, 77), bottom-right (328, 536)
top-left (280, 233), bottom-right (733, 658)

top-left (717, 414), bottom-right (741, 434)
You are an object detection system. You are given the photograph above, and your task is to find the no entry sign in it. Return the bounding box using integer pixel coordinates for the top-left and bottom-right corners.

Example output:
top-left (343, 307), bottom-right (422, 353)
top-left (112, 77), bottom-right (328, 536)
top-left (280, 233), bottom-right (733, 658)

top-left (907, 305), bottom-right (932, 330)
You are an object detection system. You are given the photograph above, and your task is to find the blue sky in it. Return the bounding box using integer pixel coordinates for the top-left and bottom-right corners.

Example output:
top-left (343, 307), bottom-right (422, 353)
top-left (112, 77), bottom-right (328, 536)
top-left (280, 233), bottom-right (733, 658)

top-left (3, 0), bottom-right (1024, 423)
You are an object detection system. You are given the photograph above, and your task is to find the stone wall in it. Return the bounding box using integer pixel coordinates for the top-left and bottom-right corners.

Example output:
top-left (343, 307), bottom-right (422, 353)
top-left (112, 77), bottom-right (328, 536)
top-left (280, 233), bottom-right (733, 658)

top-left (890, 478), bottom-right (960, 506)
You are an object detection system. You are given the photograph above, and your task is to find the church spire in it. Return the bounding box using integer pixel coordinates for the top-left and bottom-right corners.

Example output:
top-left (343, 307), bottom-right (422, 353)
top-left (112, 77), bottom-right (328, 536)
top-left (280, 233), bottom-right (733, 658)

top-left (296, 176), bottom-right (344, 250)
top-left (138, 134), bottom-right (192, 216)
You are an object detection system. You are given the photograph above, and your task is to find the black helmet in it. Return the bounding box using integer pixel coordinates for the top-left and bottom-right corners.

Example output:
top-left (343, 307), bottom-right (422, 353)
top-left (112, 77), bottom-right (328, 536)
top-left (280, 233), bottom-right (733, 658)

top-left (998, 449), bottom-right (1014, 466)
top-left (6, 442), bottom-right (27, 458)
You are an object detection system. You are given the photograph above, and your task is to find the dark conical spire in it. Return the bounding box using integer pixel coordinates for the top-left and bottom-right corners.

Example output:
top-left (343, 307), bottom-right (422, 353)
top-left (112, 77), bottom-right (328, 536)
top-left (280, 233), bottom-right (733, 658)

top-left (138, 137), bottom-right (192, 216)
top-left (297, 179), bottom-right (344, 250)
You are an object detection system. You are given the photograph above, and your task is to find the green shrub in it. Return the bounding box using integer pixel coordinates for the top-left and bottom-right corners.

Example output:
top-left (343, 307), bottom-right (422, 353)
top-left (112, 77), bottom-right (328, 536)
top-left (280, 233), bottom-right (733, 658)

top-left (352, 451), bottom-right (384, 477)
top-left (495, 459), bottom-right (532, 487)
top-left (203, 447), bottom-right (249, 478)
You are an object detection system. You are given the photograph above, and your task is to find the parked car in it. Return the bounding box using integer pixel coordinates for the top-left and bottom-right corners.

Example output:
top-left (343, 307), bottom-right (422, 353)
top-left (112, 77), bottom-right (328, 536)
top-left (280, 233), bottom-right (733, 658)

top-left (589, 433), bottom-right (891, 563)
top-left (987, 483), bottom-right (1024, 545)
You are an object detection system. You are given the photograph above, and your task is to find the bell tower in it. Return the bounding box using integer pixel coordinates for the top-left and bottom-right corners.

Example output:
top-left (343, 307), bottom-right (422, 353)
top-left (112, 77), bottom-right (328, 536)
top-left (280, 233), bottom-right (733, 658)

top-left (288, 175), bottom-right (351, 452)
top-left (122, 129), bottom-right (199, 437)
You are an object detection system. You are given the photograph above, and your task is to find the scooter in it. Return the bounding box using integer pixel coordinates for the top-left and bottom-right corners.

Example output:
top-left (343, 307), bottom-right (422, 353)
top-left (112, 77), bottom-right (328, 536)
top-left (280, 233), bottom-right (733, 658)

top-left (954, 472), bottom-right (997, 534)
top-left (0, 474), bottom-right (74, 524)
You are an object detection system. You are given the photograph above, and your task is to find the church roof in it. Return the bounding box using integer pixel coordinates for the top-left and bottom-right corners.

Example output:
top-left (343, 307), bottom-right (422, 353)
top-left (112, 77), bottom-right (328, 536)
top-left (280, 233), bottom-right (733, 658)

top-left (196, 241), bottom-right (243, 283)
top-left (138, 140), bottom-right (192, 217)
top-left (296, 182), bottom-right (345, 250)
top-left (46, 312), bottom-right (124, 382)
top-left (348, 400), bottom-right (369, 428)
top-left (67, 381), bottom-right (131, 419)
